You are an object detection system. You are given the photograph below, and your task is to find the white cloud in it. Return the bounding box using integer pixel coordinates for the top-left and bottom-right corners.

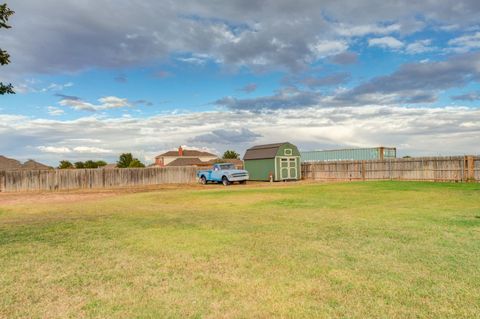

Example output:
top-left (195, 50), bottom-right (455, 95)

top-left (47, 106), bottom-right (65, 116)
top-left (309, 40), bottom-right (348, 59)
top-left (448, 32), bottom-right (480, 52)
top-left (405, 39), bottom-right (434, 54)
top-left (37, 146), bottom-right (112, 154)
top-left (38, 146), bottom-right (72, 154)
top-left (59, 96), bottom-right (131, 112)
top-left (14, 81), bottom-right (74, 94)
top-left (335, 23), bottom-right (401, 37)
top-left (2, 105), bottom-right (479, 165)
top-left (72, 146), bottom-right (112, 153)
top-left (368, 36), bottom-right (404, 49)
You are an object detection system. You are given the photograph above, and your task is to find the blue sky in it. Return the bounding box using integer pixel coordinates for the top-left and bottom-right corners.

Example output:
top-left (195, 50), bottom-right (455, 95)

top-left (1, 1), bottom-right (480, 165)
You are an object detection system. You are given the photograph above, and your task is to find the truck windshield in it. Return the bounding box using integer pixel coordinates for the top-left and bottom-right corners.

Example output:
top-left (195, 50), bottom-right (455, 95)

top-left (219, 164), bottom-right (235, 170)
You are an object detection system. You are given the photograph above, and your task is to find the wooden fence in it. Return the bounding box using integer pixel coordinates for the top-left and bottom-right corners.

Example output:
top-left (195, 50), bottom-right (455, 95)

top-left (0, 167), bottom-right (198, 192)
top-left (301, 156), bottom-right (479, 182)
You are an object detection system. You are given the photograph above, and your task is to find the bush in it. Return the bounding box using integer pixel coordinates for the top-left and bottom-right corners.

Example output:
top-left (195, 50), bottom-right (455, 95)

top-left (128, 159), bottom-right (145, 168)
top-left (58, 160), bottom-right (74, 169)
top-left (222, 150), bottom-right (240, 159)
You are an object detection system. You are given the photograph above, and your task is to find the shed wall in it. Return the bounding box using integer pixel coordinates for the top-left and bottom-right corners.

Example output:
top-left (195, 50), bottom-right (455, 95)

top-left (244, 159), bottom-right (275, 181)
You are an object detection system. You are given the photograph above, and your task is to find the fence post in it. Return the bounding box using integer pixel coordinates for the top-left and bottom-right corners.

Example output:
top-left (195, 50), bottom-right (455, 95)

top-left (467, 156), bottom-right (475, 182)
top-left (0, 171), bottom-right (5, 192)
top-left (361, 161), bottom-right (366, 181)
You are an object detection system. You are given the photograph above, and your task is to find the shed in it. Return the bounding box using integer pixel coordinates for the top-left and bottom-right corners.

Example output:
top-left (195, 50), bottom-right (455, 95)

top-left (243, 142), bottom-right (301, 181)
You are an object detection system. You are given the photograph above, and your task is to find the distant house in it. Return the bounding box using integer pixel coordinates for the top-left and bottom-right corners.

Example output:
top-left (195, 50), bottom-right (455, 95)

top-left (154, 147), bottom-right (218, 167)
top-left (0, 155), bottom-right (52, 171)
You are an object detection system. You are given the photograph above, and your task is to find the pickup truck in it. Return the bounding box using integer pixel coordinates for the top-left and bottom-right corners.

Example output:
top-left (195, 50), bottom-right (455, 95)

top-left (197, 163), bottom-right (249, 186)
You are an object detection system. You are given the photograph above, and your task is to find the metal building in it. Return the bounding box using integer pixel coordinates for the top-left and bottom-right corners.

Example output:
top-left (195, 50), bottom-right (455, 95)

top-left (301, 147), bottom-right (396, 162)
top-left (244, 142), bottom-right (301, 181)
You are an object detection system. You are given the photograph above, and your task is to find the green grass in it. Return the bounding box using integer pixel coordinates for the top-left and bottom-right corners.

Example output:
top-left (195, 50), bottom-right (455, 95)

top-left (1, 181), bottom-right (480, 318)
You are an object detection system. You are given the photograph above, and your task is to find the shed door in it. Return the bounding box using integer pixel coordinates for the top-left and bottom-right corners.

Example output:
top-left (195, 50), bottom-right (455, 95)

top-left (279, 157), bottom-right (297, 179)
top-left (289, 157), bottom-right (297, 179)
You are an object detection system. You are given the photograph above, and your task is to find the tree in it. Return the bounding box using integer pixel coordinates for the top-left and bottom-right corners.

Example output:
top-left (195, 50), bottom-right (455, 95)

top-left (96, 160), bottom-right (107, 167)
top-left (58, 160), bottom-right (74, 169)
top-left (0, 4), bottom-right (14, 95)
top-left (74, 161), bottom-right (85, 169)
top-left (84, 160), bottom-right (99, 169)
top-left (222, 150), bottom-right (240, 159)
top-left (117, 153), bottom-right (134, 168)
top-left (128, 159), bottom-right (145, 168)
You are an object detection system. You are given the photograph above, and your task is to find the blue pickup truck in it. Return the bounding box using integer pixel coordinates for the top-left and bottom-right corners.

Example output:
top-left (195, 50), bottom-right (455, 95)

top-left (197, 163), bottom-right (249, 186)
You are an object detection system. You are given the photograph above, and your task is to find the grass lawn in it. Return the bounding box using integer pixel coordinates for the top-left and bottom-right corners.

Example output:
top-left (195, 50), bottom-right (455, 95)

top-left (1, 181), bottom-right (480, 318)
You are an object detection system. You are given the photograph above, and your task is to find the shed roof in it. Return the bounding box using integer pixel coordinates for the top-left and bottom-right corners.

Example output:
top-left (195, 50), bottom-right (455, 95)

top-left (243, 142), bottom-right (289, 160)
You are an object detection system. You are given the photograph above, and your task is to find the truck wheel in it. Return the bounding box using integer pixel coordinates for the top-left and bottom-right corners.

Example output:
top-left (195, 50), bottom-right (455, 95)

top-left (222, 176), bottom-right (230, 186)
top-left (200, 176), bottom-right (207, 185)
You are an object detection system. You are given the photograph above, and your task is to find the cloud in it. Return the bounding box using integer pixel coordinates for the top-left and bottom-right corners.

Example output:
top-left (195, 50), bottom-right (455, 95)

top-left (215, 88), bottom-right (322, 110)
top-left (448, 32), bottom-right (480, 52)
top-left (301, 73), bottom-right (351, 88)
top-left (38, 145), bottom-right (112, 154)
top-left (329, 52), bottom-right (358, 65)
top-left (334, 52), bottom-right (480, 105)
top-left (54, 93), bottom-right (81, 100)
top-left (190, 128), bottom-right (261, 144)
top-left (37, 146), bottom-right (71, 154)
top-left (368, 36), bottom-right (404, 49)
top-left (6, 1), bottom-right (480, 76)
top-left (334, 23), bottom-right (401, 37)
top-left (238, 83), bottom-right (257, 93)
top-left (132, 99), bottom-right (154, 107)
top-left (58, 96), bottom-right (132, 112)
top-left (2, 105), bottom-right (479, 165)
top-left (47, 106), bottom-right (65, 116)
top-left (14, 81), bottom-right (73, 94)
top-left (405, 39), bottom-right (434, 54)
top-left (114, 74), bottom-right (128, 83)
top-left (451, 91), bottom-right (480, 101)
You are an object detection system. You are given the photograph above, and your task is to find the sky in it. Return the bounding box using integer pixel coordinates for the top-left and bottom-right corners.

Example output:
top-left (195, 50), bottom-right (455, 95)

top-left (1, 0), bottom-right (480, 165)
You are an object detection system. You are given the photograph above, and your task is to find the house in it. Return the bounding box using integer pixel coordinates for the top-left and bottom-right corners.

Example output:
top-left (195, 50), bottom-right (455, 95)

top-left (243, 142), bottom-right (301, 181)
top-left (154, 146), bottom-right (218, 167)
top-left (0, 155), bottom-right (52, 171)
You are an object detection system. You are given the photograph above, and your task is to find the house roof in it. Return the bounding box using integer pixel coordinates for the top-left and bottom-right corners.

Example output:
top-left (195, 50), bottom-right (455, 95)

top-left (243, 142), bottom-right (289, 160)
top-left (166, 157), bottom-right (205, 166)
top-left (0, 155), bottom-right (23, 171)
top-left (0, 156), bottom-right (51, 171)
top-left (156, 149), bottom-right (217, 158)
top-left (21, 159), bottom-right (52, 170)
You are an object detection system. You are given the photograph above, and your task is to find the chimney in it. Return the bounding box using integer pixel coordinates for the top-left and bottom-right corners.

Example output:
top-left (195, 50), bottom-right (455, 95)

top-left (178, 146), bottom-right (183, 156)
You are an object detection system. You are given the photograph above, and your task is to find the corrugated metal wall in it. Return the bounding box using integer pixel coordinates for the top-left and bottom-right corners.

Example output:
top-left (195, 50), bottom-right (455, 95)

top-left (301, 147), bottom-right (396, 162)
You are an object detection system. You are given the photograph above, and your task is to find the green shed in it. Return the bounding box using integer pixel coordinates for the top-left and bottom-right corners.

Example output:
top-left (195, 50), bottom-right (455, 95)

top-left (243, 142), bottom-right (301, 181)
